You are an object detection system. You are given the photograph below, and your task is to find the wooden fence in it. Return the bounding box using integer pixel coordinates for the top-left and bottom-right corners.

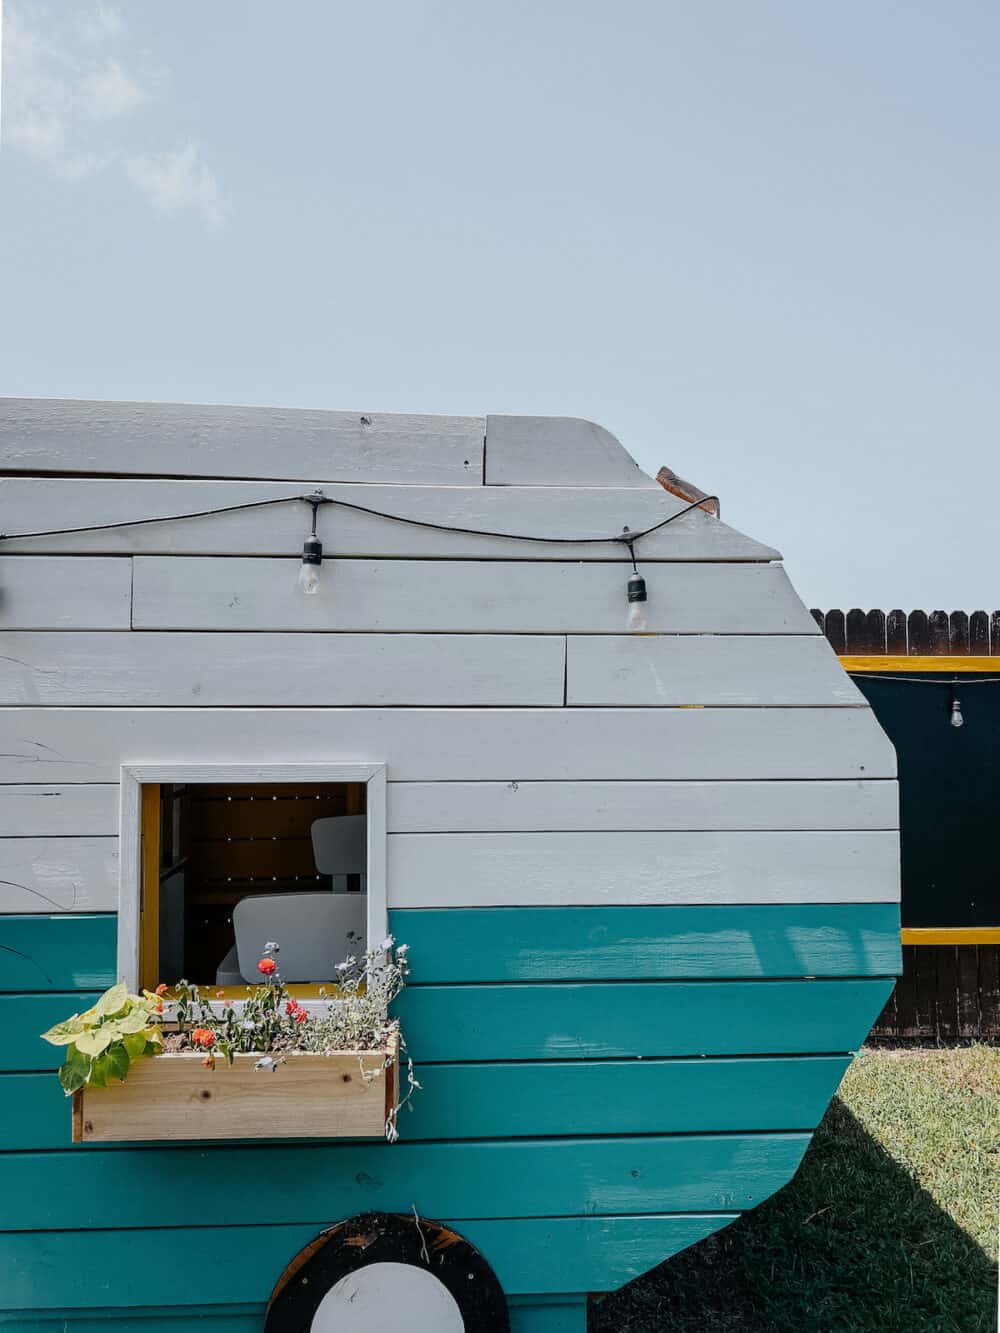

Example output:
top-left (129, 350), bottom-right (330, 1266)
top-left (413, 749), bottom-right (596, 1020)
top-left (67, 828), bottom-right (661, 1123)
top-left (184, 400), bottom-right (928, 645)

top-left (815, 608), bottom-right (1000, 1041)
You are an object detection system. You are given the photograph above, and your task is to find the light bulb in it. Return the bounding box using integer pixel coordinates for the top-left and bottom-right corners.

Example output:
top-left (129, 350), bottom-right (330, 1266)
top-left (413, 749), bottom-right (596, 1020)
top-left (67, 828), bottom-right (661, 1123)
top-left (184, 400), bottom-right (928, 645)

top-left (950, 698), bottom-right (964, 728)
top-left (626, 570), bottom-right (647, 631)
top-left (627, 598), bottom-right (648, 631)
top-left (298, 528), bottom-right (323, 595)
top-left (298, 561), bottom-right (321, 595)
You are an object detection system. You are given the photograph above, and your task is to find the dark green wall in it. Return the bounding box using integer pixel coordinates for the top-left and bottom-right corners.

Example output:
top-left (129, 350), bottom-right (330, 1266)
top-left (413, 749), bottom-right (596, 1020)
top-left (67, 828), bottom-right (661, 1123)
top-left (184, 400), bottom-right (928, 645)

top-left (853, 674), bottom-right (1000, 928)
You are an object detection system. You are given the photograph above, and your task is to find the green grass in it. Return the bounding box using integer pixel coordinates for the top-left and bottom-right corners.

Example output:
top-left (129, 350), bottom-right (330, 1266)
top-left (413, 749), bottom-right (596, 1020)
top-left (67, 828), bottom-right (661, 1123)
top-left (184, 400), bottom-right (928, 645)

top-left (590, 1045), bottom-right (999, 1332)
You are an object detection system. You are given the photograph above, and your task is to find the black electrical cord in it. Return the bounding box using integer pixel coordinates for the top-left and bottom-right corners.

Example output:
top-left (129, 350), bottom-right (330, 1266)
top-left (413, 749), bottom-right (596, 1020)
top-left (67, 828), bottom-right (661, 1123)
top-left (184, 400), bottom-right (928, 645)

top-left (0, 490), bottom-right (720, 549)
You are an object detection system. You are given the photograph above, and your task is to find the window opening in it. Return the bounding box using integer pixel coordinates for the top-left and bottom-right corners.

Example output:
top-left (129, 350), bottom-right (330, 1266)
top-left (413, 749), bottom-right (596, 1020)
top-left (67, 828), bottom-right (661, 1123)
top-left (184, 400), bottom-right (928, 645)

top-left (139, 781), bottom-right (367, 994)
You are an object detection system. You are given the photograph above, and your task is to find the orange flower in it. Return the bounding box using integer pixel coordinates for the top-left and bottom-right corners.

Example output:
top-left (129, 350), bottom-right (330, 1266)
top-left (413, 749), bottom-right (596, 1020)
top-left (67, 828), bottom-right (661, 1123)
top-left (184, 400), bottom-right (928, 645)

top-left (223, 998), bottom-right (233, 1009)
top-left (191, 1027), bottom-right (215, 1049)
top-left (257, 958), bottom-right (277, 976)
top-left (216, 989), bottom-right (225, 999)
top-left (154, 998), bottom-right (164, 1013)
top-left (285, 999), bottom-right (300, 1016)
top-left (294, 1008), bottom-right (308, 1024)
top-left (154, 983), bottom-right (169, 997)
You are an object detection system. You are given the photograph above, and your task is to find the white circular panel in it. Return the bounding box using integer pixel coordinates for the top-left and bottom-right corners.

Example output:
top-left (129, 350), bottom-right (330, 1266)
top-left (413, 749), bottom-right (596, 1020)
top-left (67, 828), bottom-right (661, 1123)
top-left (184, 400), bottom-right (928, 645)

top-left (310, 1260), bottom-right (465, 1333)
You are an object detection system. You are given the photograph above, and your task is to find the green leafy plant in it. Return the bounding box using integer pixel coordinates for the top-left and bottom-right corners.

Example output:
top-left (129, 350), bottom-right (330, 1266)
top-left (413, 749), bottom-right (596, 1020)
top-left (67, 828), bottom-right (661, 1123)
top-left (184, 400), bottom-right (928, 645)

top-left (40, 982), bottom-right (164, 1095)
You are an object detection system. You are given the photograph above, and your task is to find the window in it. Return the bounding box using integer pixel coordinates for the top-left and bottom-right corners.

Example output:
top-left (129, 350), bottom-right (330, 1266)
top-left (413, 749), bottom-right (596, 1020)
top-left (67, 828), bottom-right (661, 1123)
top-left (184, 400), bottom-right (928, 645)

top-left (118, 764), bottom-right (387, 999)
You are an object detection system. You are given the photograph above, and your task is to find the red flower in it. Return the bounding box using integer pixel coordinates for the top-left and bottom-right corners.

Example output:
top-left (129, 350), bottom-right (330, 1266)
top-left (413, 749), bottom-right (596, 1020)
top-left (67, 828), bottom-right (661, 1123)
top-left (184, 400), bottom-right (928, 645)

top-left (155, 983), bottom-right (169, 997)
top-left (154, 998), bottom-right (164, 1014)
top-left (294, 1008), bottom-right (308, 1024)
top-left (285, 999), bottom-right (300, 1016)
top-left (257, 958), bottom-right (277, 976)
top-left (191, 1028), bottom-right (215, 1049)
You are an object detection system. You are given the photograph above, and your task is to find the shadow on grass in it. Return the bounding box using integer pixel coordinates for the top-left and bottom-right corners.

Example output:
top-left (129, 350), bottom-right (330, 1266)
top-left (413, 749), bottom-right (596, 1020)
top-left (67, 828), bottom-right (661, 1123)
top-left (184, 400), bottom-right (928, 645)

top-left (589, 1097), bottom-right (997, 1333)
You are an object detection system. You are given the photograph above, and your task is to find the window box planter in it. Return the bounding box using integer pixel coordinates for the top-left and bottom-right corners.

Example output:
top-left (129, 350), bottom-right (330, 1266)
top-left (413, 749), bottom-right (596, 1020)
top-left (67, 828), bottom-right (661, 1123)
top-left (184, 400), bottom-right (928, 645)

top-left (71, 1032), bottom-right (398, 1143)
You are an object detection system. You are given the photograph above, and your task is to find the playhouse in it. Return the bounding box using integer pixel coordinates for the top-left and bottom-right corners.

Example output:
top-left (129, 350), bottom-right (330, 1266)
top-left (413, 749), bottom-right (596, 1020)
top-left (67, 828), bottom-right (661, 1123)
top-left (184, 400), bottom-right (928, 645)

top-left (0, 400), bottom-right (900, 1331)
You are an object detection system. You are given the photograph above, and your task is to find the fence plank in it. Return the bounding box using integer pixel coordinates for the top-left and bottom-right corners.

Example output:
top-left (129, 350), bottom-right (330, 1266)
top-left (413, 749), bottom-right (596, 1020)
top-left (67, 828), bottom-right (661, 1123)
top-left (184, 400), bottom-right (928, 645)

top-left (948, 611), bottom-right (970, 655)
top-left (824, 610), bottom-right (846, 654)
top-left (970, 611), bottom-right (990, 655)
top-left (928, 611), bottom-right (950, 656)
top-left (934, 946), bottom-right (959, 1039)
top-left (886, 609), bottom-right (908, 655)
top-left (908, 611), bottom-right (930, 655)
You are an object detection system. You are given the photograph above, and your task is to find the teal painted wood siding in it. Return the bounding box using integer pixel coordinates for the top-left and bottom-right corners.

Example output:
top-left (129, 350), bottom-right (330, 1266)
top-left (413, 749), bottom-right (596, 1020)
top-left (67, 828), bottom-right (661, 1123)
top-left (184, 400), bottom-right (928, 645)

top-left (0, 904), bottom-right (894, 1321)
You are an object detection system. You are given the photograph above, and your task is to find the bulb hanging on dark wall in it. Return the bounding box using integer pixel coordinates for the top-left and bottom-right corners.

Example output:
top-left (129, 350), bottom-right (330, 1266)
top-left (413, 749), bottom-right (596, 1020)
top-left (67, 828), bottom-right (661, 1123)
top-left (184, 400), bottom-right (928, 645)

top-left (950, 695), bottom-right (964, 728)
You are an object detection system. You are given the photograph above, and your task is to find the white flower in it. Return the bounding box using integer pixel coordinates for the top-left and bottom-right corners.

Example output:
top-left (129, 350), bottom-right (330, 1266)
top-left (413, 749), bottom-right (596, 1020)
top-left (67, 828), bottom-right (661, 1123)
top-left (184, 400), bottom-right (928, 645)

top-left (264, 941), bottom-right (279, 952)
top-left (379, 935), bottom-right (395, 951)
top-left (241, 1020), bottom-right (257, 1031)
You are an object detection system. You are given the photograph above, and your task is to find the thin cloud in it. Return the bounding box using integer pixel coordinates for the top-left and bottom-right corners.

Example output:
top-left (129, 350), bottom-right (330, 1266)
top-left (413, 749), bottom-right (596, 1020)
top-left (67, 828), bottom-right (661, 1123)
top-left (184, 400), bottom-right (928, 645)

top-left (3, 2), bottom-right (226, 226)
top-left (126, 143), bottom-right (225, 227)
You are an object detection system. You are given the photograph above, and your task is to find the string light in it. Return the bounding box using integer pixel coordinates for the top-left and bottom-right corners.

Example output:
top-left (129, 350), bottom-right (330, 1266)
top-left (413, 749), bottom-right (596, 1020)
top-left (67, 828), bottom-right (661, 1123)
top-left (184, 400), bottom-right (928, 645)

top-left (950, 692), bottom-right (964, 728)
top-left (0, 490), bottom-right (720, 618)
top-left (624, 535), bottom-right (648, 631)
top-left (298, 493), bottom-right (324, 596)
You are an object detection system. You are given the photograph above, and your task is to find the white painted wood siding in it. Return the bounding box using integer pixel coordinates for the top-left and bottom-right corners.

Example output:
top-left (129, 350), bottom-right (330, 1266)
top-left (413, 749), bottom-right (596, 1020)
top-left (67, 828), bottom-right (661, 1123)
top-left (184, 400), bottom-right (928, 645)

top-left (0, 836), bottom-right (117, 913)
top-left (386, 780), bottom-right (898, 833)
top-left (0, 401), bottom-right (899, 926)
top-left (0, 708), bottom-right (897, 784)
top-left (484, 416), bottom-right (656, 487)
top-left (566, 636), bottom-right (862, 706)
top-left (0, 786), bottom-right (118, 836)
top-left (386, 831), bottom-right (900, 908)
top-left (0, 479), bottom-right (779, 561)
top-left (0, 399), bottom-right (485, 485)
top-left (129, 559), bottom-right (816, 634)
top-left (0, 558), bottom-right (131, 629)
top-left (0, 634), bottom-right (565, 707)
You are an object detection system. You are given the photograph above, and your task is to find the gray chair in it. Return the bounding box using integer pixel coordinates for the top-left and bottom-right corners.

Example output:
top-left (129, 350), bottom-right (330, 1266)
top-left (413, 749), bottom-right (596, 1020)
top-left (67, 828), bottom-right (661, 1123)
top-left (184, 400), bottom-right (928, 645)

top-left (215, 814), bottom-right (369, 984)
top-left (310, 814), bottom-right (367, 893)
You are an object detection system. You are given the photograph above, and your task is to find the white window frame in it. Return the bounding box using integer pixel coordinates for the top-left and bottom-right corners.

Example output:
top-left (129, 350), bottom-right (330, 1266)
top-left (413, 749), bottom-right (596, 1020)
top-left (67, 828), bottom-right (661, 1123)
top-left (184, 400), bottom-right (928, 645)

top-left (118, 762), bottom-right (388, 1009)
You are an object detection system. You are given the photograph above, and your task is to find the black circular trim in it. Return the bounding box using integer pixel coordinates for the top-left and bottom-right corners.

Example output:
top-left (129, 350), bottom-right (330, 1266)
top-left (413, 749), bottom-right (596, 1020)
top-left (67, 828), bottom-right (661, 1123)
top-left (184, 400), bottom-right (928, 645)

top-left (265, 1211), bottom-right (510, 1332)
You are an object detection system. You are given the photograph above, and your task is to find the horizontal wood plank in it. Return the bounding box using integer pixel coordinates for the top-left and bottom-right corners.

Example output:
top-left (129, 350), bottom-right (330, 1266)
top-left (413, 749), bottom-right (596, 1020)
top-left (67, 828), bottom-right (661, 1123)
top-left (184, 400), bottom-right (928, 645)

top-left (0, 915), bottom-right (116, 991)
top-left (839, 655), bottom-right (1000, 672)
top-left (0, 478), bottom-right (779, 560)
top-left (484, 414), bottom-right (657, 487)
top-left (0, 993), bottom-right (102, 1070)
top-left (0, 398), bottom-right (485, 485)
top-left (0, 708), bottom-right (898, 783)
top-left (0, 1055), bottom-right (851, 1149)
top-left (388, 905), bottom-right (902, 980)
top-left (0, 979), bottom-right (892, 1071)
top-left (0, 557), bottom-right (131, 629)
top-left (0, 838), bottom-right (117, 914)
top-left (387, 779), bottom-right (898, 832)
top-left (0, 634), bottom-right (566, 707)
top-left (76, 1049), bottom-right (392, 1142)
top-left (1, 1133), bottom-right (809, 1230)
top-left (387, 831), bottom-right (900, 908)
top-left (132, 558), bottom-right (814, 633)
top-left (396, 978), bottom-right (893, 1061)
top-left (567, 634), bottom-right (859, 706)
top-left (0, 785), bottom-right (118, 836)
top-left (0, 1214), bottom-right (737, 1305)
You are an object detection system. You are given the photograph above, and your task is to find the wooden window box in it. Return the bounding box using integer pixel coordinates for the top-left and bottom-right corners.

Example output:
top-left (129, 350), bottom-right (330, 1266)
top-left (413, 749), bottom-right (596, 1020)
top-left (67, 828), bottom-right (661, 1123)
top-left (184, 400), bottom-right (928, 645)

top-left (71, 1034), bottom-right (398, 1143)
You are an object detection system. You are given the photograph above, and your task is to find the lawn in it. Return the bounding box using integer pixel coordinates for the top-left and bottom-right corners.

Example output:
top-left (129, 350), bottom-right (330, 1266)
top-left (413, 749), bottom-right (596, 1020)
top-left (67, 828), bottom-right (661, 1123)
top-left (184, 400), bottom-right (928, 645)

top-left (590, 1045), bottom-right (999, 1332)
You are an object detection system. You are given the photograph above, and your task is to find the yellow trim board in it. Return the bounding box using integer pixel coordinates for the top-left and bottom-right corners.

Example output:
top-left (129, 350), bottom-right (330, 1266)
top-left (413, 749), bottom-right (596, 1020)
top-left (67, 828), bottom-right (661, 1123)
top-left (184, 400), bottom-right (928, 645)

top-left (901, 928), bottom-right (1000, 946)
top-left (839, 655), bottom-right (1000, 673)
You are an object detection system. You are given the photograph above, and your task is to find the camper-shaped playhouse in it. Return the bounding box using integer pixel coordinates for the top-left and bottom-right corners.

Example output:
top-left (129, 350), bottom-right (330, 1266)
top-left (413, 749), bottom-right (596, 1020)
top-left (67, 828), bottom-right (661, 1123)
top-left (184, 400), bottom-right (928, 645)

top-left (0, 400), bottom-right (900, 1332)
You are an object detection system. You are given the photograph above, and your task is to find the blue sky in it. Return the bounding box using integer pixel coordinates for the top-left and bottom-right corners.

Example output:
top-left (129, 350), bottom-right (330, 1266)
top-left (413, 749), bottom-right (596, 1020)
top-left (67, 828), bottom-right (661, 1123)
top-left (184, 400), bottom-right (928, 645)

top-left (2, 1), bottom-right (997, 609)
